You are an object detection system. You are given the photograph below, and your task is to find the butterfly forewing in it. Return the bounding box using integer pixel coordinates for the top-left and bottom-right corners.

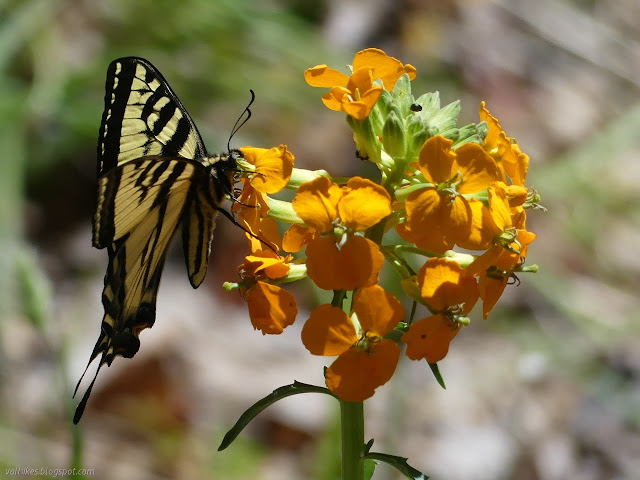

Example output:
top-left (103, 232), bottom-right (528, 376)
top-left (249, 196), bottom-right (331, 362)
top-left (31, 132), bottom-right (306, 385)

top-left (98, 57), bottom-right (207, 175)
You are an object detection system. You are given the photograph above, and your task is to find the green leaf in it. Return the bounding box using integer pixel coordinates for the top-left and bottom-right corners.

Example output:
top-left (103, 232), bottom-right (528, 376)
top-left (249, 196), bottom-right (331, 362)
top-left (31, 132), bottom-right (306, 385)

top-left (218, 381), bottom-right (335, 451)
top-left (364, 439), bottom-right (429, 480)
top-left (429, 362), bottom-right (446, 389)
top-left (364, 459), bottom-right (377, 480)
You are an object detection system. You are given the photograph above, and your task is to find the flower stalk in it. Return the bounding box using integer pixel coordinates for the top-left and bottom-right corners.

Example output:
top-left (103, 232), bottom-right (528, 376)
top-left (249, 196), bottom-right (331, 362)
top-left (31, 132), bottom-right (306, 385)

top-left (341, 400), bottom-right (365, 480)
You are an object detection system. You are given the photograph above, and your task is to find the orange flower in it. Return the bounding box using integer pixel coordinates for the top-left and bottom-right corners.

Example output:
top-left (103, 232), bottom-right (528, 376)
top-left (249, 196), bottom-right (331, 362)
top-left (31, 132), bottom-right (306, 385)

top-left (466, 214), bottom-right (536, 319)
top-left (234, 181), bottom-right (281, 253)
top-left (463, 183), bottom-right (536, 318)
top-left (458, 180), bottom-right (530, 251)
top-left (475, 253), bottom-right (530, 320)
top-left (305, 48), bottom-right (417, 120)
top-left (238, 250), bottom-right (298, 334)
top-left (396, 136), bottom-right (500, 252)
top-left (301, 285), bottom-right (405, 402)
top-left (233, 146), bottom-right (293, 252)
top-left (480, 102), bottom-right (529, 186)
top-left (239, 145), bottom-right (294, 194)
top-left (466, 185), bottom-right (535, 262)
top-left (402, 258), bottom-right (479, 363)
top-left (291, 176), bottom-right (391, 290)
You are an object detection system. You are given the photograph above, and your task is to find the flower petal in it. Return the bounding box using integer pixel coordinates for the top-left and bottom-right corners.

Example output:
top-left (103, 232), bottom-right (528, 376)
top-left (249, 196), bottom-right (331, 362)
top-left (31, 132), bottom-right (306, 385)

top-left (352, 48), bottom-right (417, 90)
top-left (338, 177), bottom-right (391, 231)
top-left (325, 339), bottom-right (400, 402)
top-left (504, 143), bottom-right (529, 187)
top-left (346, 67), bottom-right (375, 94)
top-left (479, 273), bottom-right (508, 320)
top-left (516, 229), bottom-right (536, 258)
top-left (418, 258), bottom-right (479, 314)
top-left (402, 314), bottom-right (460, 363)
top-left (292, 177), bottom-right (341, 232)
top-left (283, 223), bottom-right (314, 253)
top-left (341, 97), bottom-right (380, 120)
top-left (465, 245), bottom-right (504, 277)
top-left (242, 250), bottom-right (290, 279)
top-left (353, 285), bottom-right (404, 337)
top-left (304, 65), bottom-right (350, 87)
top-left (234, 182), bottom-right (281, 252)
top-left (306, 236), bottom-right (384, 291)
top-left (418, 136), bottom-right (456, 183)
top-left (246, 282), bottom-right (297, 335)
top-left (322, 88), bottom-right (350, 112)
top-left (480, 102), bottom-right (528, 185)
top-left (488, 184), bottom-right (512, 232)
top-left (456, 199), bottom-right (497, 251)
top-left (301, 304), bottom-right (357, 356)
top-left (401, 188), bottom-right (455, 253)
top-left (455, 143), bottom-right (501, 194)
top-left (448, 196), bottom-right (473, 244)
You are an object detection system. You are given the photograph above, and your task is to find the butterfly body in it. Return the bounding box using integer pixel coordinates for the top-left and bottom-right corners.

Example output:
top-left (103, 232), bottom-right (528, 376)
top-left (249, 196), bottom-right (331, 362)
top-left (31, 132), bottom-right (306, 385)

top-left (73, 57), bottom-right (241, 424)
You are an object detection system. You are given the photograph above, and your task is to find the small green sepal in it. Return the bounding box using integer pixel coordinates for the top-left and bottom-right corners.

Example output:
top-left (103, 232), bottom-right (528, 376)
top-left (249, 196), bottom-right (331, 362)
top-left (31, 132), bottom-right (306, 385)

top-left (287, 167), bottom-right (330, 189)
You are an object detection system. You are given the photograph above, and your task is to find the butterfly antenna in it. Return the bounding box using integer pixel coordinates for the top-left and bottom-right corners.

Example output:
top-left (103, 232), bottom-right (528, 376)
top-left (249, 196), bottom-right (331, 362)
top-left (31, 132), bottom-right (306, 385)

top-left (227, 89), bottom-right (255, 151)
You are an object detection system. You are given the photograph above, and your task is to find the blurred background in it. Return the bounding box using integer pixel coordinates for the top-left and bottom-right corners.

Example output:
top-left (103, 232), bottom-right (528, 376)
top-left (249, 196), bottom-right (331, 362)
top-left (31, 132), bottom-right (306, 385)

top-left (1, 0), bottom-right (639, 479)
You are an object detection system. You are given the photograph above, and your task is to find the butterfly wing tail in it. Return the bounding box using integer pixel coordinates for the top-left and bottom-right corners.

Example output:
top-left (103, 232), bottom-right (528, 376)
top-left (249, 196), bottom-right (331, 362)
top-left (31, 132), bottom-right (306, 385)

top-left (73, 362), bottom-right (103, 424)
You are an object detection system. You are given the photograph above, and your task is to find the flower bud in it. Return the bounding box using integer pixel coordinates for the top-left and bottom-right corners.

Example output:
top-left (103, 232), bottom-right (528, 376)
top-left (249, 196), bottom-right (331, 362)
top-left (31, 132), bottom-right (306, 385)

top-left (382, 110), bottom-right (406, 158)
top-left (347, 114), bottom-right (382, 163)
top-left (408, 129), bottom-right (429, 160)
top-left (376, 89), bottom-right (393, 118)
top-left (439, 127), bottom-right (460, 143)
top-left (453, 123), bottom-right (487, 147)
top-left (406, 111), bottom-right (426, 137)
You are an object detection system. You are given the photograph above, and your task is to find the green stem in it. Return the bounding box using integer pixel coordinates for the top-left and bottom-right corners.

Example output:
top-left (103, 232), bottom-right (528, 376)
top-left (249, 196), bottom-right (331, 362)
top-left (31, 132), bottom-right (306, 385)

top-left (340, 400), bottom-right (364, 480)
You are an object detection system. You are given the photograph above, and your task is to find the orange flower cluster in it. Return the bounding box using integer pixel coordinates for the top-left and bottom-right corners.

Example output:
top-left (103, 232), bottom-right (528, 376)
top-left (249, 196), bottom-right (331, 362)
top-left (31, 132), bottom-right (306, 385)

top-left (226, 48), bottom-right (541, 403)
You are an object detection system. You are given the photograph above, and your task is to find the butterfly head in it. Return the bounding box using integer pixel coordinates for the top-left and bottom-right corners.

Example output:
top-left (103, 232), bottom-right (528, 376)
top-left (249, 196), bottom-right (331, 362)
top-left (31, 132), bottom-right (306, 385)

top-left (206, 149), bottom-right (243, 198)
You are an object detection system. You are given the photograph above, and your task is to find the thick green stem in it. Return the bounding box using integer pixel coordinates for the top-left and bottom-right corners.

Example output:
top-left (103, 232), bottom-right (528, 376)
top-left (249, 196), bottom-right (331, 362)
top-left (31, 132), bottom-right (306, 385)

top-left (341, 400), bottom-right (365, 480)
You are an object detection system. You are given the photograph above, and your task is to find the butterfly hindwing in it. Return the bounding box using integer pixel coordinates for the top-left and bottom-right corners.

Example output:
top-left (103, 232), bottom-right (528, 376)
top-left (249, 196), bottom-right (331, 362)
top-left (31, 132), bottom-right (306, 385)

top-left (74, 158), bottom-right (199, 421)
top-left (182, 165), bottom-right (225, 288)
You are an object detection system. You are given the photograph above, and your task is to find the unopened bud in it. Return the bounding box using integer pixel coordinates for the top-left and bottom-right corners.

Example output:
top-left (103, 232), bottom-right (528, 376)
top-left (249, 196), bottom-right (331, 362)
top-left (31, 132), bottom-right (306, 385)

top-left (382, 110), bottom-right (406, 158)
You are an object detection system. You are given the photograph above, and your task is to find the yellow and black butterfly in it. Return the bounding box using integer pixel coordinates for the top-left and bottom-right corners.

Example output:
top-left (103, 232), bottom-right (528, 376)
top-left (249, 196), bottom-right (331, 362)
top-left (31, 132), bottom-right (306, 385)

top-left (73, 57), bottom-right (249, 424)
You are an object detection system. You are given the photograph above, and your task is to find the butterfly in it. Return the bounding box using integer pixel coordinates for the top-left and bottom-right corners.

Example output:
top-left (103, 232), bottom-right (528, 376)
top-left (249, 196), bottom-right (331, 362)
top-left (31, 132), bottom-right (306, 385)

top-left (73, 57), bottom-right (250, 424)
